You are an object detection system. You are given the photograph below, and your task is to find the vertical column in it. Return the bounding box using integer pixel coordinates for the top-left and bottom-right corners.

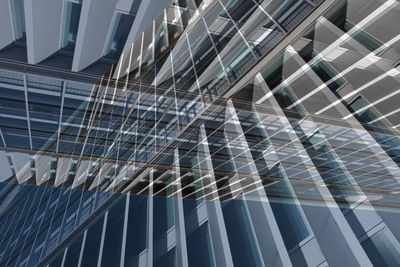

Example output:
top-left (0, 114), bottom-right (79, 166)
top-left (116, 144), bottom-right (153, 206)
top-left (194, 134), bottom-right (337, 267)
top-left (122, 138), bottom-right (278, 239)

top-left (223, 100), bottom-right (292, 267)
top-left (172, 149), bottom-right (189, 267)
top-left (72, 0), bottom-right (118, 71)
top-left (198, 124), bottom-right (235, 267)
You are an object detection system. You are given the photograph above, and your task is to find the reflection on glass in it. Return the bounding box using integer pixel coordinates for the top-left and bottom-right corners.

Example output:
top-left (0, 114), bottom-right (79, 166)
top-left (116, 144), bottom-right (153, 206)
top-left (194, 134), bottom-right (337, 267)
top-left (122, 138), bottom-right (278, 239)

top-left (61, 1), bottom-right (82, 51)
top-left (311, 60), bottom-right (346, 92)
top-left (305, 131), bottom-right (361, 206)
top-left (361, 228), bottom-right (400, 267)
top-left (264, 164), bottom-right (311, 251)
top-left (187, 223), bottom-right (215, 267)
top-left (222, 200), bottom-right (264, 267)
top-left (80, 217), bottom-right (104, 266)
top-left (100, 199), bottom-right (125, 267)
top-left (10, 0), bottom-right (26, 41)
top-left (63, 234), bottom-right (83, 266)
top-left (349, 97), bottom-right (400, 167)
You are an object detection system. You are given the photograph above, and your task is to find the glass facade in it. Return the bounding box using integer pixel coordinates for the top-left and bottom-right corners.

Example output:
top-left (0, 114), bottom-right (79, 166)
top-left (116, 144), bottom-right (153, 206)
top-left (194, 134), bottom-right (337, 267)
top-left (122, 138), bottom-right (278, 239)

top-left (10, 0), bottom-right (26, 42)
top-left (103, 12), bottom-right (136, 59)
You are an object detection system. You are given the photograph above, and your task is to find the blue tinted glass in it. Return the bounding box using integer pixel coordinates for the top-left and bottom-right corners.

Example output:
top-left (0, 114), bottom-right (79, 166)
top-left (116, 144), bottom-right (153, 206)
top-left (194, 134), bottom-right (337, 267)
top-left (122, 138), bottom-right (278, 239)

top-left (104, 13), bottom-right (135, 59)
top-left (362, 229), bottom-right (400, 267)
top-left (124, 196), bottom-right (148, 266)
top-left (48, 251), bottom-right (64, 267)
top-left (61, 1), bottom-right (82, 50)
top-left (81, 217), bottom-right (104, 266)
top-left (222, 200), bottom-right (264, 267)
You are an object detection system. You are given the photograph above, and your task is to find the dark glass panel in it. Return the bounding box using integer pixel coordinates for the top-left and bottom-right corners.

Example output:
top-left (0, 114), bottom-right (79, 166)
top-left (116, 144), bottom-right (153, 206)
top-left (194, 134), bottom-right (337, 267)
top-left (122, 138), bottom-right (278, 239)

top-left (63, 234), bottom-right (84, 267)
top-left (100, 197), bottom-right (125, 267)
top-left (81, 217), bottom-right (104, 267)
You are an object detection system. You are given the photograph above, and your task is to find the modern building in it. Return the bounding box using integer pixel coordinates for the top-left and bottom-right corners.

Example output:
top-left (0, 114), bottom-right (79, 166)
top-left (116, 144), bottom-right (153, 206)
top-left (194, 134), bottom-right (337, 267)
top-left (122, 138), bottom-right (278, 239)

top-left (1, 0), bottom-right (400, 266)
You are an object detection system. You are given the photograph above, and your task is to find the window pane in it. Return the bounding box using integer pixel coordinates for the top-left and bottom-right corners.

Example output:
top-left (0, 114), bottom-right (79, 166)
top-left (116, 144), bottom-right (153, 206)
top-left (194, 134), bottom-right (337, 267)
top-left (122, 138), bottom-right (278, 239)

top-left (100, 197), bottom-right (125, 267)
top-left (64, 234), bottom-right (84, 267)
top-left (61, 1), bottom-right (82, 51)
top-left (81, 217), bottom-right (104, 267)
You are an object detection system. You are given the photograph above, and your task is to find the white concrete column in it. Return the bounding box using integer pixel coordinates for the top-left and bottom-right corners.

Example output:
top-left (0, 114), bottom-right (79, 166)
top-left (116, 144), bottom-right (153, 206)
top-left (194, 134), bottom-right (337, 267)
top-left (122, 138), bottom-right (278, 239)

top-left (24, 0), bottom-right (63, 64)
top-left (72, 0), bottom-right (119, 72)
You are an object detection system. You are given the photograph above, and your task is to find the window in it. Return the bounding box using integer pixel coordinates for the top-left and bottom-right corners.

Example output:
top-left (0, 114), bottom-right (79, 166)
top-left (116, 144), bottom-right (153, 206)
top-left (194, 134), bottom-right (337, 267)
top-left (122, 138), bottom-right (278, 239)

top-left (103, 12), bottom-right (135, 59)
top-left (48, 251), bottom-right (64, 267)
top-left (10, 0), bottom-right (26, 41)
top-left (349, 97), bottom-right (400, 165)
top-left (362, 228), bottom-right (400, 267)
top-left (100, 199), bottom-right (125, 267)
top-left (305, 131), bottom-right (361, 206)
top-left (80, 217), bottom-right (104, 266)
top-left (187, 223), bottom-right (215, 267)
top-left (222, 200), bottom-right (264, 267)
top-left (124, 196), bottom-right (148, 267)
top-left (311, 60), bottom-right (346, 92)
top-left (349, 97), bottom-right (388, 128)
top-left (61, 1), bottom-right (82, 51)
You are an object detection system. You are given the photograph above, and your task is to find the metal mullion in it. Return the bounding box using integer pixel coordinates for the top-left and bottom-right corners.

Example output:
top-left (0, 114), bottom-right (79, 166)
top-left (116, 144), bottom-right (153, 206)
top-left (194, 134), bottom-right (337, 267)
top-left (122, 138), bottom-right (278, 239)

top-left (0, 190), bottom-right (35, 264)
top-left (251, 0), bottom-right (287, 34)
top-left (218, 0), bottom-right (258, 59)
top-left (200, 16), bottom-right (231, 93)
top-left (77, 230), bottom-right (87, 267)
top-left (147, 172), bottom-right (154, 267)
top-left (186, 108), bottom-right (280, 173)
top-left (76, 82), bottom-right (113, 189)
top-left (0, 128), bottom-right (6, 147)
top-left (23, 74), bottom-right (33, 150)
top-left (9, 186), bottom-right (53, 266)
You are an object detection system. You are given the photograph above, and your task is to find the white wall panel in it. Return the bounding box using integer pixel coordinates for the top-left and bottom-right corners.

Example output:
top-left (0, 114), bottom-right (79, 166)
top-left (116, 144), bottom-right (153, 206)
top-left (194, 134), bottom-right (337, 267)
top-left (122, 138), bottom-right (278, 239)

top-left (0, 0), bottom-right (15, 49)
top-left (25, 0), bottom-right (63, 64)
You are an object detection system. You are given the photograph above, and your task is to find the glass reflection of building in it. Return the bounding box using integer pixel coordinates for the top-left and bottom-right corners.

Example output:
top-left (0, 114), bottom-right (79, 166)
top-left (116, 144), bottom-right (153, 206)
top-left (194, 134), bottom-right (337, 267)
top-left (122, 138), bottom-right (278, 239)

top-left (1, 0), bottom-right (400, 266)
